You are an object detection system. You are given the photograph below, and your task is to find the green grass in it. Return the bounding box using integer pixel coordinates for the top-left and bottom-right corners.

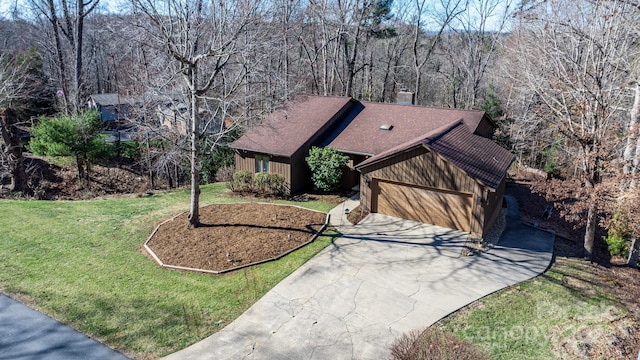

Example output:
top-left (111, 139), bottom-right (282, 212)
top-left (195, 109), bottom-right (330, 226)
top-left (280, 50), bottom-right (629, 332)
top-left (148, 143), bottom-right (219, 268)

top-left (438, 257), bottom-right (632, 359)
top-left (0, 183), bottom-right (337, 359)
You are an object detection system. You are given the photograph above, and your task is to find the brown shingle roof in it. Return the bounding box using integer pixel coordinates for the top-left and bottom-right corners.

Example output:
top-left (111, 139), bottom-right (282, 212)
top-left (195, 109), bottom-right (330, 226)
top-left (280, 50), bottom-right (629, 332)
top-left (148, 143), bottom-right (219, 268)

top-left (428, 122), bottom-right (515, 189)
top-left (230, 95), bottom-right (353, 157)
top-left (328, 102), bottom-right (487, 155)
top-left (357, 121), bottom-right (514, 189)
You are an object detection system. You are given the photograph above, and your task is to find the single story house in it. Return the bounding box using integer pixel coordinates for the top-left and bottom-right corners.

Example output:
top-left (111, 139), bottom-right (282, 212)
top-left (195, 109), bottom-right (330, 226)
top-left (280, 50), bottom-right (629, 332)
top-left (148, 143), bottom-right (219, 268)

top-left (230, 93), bottom-right (514, 238)
top-left (87, 93), bottom-right (138, 122)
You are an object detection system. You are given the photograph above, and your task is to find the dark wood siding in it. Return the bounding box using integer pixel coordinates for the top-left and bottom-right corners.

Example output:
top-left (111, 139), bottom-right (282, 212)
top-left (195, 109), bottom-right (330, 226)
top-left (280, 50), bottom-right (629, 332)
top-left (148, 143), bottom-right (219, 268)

top-left (482, 176), bottom-right (506, 232)
top-left (289, 151), bottom-right (310, 193)
top-left (374, 179), bottom-right (473, 232)
top-left (360, 147), bottom-right (478, 202)
top-left (473, 116), bottom-right (496, 139)
top-left (342, 154), bottom-right (367, 190)
top-left (360, 146), bottom-right (486, 238)
top-left (286, 100), bottom-right (355, 193)
top-left (234, 152), bottom-right (254, 173)
top-left (234, 151), bottom-right (292, 192)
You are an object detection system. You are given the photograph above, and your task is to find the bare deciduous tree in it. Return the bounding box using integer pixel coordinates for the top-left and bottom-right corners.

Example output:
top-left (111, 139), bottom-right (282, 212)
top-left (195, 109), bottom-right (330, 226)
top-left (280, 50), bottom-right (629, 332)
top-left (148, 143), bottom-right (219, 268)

top-left (0, 49), bottom-right (29, 193)
top-left (0, 52), bottom-right (26, 105)
top-left (506, 0), bottom-right (640, 258)
top-left (408, 0), bottom-right (464, 104)
top-left (133, 0), bottom-right (265, 227)
top-left (31, 0), bottom-right (99, 113)
top-left (623, 81), bottom-right (640, 187)
top-left (441, 0), bottom-right (513, 108)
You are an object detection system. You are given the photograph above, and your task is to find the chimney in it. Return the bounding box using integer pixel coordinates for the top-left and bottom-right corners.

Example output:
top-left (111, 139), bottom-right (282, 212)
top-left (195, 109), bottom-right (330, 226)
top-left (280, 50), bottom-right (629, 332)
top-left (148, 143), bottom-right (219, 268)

top-left (396, 89), bottom-right (415, 105)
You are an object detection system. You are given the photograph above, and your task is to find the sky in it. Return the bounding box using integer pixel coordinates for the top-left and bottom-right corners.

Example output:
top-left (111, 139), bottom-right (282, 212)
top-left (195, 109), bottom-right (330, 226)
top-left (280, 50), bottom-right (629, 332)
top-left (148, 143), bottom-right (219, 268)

top-left (0, 0), bottom-right (126, 19)
top-left (1, 0), bottom-right (513, 32)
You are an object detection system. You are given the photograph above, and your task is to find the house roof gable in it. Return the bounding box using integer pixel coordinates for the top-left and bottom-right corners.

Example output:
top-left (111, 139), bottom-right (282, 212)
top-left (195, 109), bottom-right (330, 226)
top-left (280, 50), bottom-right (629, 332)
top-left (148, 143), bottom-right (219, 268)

top-left (229, 95), bottom-right (353, 157)
top-left (427, 121), bottom-right (515, 189)
top-left (356, 121), bottom-right (514, 189)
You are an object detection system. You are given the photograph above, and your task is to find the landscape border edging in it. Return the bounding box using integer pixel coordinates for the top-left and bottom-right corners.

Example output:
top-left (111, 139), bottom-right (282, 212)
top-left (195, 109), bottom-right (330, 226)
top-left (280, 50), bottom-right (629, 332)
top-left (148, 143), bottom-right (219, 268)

top-left (143, 203), bottom-right (330, 274)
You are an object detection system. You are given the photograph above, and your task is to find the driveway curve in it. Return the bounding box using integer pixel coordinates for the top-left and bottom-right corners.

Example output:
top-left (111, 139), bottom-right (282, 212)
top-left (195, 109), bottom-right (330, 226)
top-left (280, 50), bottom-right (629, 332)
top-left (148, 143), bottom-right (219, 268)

top-left (164, 195), bottom-right (554, 360)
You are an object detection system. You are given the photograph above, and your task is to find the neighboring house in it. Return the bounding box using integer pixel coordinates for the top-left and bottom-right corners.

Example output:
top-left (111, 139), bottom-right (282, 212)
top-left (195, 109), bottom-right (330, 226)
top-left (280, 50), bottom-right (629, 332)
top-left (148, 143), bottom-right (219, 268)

top-left (230, 93), bottom-right (514, 238)
top-left (156, 100), bottom-right (219, 136)
top-left (157, 101), bottom-right (189, 136)
top-left (87, 93), bottom-right (137, 122)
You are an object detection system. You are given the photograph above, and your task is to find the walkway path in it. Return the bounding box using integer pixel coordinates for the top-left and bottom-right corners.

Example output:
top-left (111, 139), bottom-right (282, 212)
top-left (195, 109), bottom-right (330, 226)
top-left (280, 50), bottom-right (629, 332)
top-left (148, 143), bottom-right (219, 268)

top-left (164, 194), bottom-right (554, 360)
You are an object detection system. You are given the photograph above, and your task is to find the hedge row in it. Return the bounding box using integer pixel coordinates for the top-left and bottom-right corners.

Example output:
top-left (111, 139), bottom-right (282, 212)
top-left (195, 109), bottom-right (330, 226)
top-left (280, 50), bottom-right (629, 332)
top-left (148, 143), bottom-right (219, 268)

top-left (228, 171), bottom-right (288, 197)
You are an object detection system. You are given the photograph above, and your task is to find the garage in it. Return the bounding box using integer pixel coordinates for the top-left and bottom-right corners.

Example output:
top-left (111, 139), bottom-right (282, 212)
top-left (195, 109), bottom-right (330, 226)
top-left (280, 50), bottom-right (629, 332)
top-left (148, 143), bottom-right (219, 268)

top-left (372, 179), bottom-right (473, 232)
top-left (356, 121), bottom-right (515, 239)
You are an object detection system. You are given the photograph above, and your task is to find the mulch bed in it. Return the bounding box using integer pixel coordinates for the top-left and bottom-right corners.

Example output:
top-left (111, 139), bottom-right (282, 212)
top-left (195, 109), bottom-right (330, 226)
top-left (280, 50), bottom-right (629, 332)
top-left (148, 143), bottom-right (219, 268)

top-left (146, 203), bottom-right (327, 272)
top-left (346, 205), bottom-right (369, 225)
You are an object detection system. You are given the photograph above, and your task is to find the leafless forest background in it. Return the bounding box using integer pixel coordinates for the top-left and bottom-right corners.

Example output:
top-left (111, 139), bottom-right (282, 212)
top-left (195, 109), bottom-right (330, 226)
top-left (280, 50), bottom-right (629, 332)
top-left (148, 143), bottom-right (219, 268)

top-left (1, 0), bottom-right (640, 258)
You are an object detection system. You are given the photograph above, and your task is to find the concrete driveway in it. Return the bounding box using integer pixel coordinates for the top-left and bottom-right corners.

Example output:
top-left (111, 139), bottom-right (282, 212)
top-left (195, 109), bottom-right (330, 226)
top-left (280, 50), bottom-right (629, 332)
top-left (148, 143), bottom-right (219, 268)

top-left (164, 195), bottom-right (554, 360)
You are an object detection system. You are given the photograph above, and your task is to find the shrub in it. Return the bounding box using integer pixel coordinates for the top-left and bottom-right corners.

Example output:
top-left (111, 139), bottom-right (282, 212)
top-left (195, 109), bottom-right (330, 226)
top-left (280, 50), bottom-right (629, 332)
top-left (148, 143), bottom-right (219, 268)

top-left (30, 111), bottom-right (103, 182)
top-left (305, 146), bottom-right (349, 192)
top-left (480, 84), bottom-right (504, 120)
top-left (229, 170), bottom-right (253, 192)
top-left (120, 141), bottom-right (140, 161)
top-left (228, 171), bottom-right (288, 196)
top-left (253, 172), bottom-right (269, 193)
top-left (542, 141), bottom-right (562, 178)
top-left (391, 327), bottom-right (489, 360)
top-left (91, 139), bottom-right (140, 165)
top-left (605, 212), bottom-right (632, 258)
top-left (265, 173), bottom-right (288, 196)
top-left (253, 172), bottom-right (288, 196)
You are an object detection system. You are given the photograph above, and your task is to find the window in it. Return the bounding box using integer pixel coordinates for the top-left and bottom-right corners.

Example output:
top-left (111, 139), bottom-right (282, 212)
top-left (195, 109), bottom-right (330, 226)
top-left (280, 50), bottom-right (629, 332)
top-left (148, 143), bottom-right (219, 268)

top-left (255, 155), bottom-right (269, 173)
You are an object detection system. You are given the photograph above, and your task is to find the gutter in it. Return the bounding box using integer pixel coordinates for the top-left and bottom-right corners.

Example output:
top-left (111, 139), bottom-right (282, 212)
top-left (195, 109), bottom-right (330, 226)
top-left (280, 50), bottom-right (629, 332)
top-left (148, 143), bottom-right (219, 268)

top-left (231, 147), bottom-right (293, 158)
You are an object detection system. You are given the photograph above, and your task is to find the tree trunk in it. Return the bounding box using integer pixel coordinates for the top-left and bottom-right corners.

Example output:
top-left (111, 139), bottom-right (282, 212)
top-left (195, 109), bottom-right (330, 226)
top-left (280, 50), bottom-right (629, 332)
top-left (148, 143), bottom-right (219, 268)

top-left (412, 16), bottom-right (422, 103)
top-left (628, 238), bottom-right (639, 268)
top-left (188, 69), bottom-right (201, 228)
top-left (343, 31), bottom-right (358, 97)
top-left (166, 163), bottom-right (173, 189)
top-left (75, 153), bottom-right (87, 184)
top-left (584, 202), bottom-right (597, 259)
top-left (145, 133), bottom-right (154, 189)
top-left (623, 81), bottom-right (640, 187)
top-left (0, 108), bottom-right (28, 193)
top-left (73, 0), bottom-right (86, 112)
top-left (45, 0), bottom-right (71, 114)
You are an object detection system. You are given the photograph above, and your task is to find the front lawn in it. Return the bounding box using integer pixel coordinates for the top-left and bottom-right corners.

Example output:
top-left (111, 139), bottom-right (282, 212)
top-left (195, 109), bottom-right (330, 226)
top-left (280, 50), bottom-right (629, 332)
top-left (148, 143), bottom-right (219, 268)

top-left (0, 183), bottom-right (337, 359)
top-left (437, 257), bottom-right (639, 359)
